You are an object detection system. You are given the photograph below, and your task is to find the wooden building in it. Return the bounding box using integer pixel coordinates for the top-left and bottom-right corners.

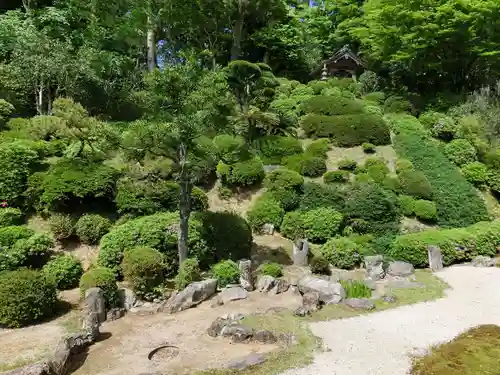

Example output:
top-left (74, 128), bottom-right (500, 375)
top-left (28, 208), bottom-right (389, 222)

top-left (312, 45), bottom-right (365, 81)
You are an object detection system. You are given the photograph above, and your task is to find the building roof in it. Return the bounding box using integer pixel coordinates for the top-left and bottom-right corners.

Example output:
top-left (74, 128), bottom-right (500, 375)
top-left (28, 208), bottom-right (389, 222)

top-left (311, 45), bottom-right (366, 76)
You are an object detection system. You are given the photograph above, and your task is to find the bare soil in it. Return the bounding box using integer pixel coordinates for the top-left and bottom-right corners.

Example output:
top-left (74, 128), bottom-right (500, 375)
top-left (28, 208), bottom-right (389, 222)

top-left (325, 145), bottom-right (397, 172)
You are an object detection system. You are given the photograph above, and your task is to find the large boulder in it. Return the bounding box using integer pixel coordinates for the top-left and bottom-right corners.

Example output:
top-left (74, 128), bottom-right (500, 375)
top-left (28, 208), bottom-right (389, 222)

top-left (159, 279), bottom-right (217, 313)
top-left (344, 298), bottom-right (375, 310)
top-left (270, 279), bottom-right (290, 295)
top-left (84, 288), bottom-right (106, 324)
top-left (294, 291), bottom-right (320, 317)
top-left (257, 275), bottom-right (276, 292)
top-left (472, 256), bottom-right (496, 267)
top-left (298, 276), bottom-right (345, 304)
top-left (387, 261), bottom-right (414, 277)
top-left (364, 255), bottom-right (385, 280)
top-left (118, 288), bottom-right (136, 311)
top-left (217, 286), bottom-right (248, 305)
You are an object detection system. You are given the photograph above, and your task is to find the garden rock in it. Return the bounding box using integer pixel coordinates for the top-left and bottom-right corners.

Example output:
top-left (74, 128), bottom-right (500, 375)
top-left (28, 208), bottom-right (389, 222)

top-left (106, 308), bottom-right (126, 321)
top-left (382, 295), bottom-right (397, 303)
top-left (217, 285), bottom-right (248, 304)
top-left (298, 276), bottom-right (345, 304)
top-left (345, 298), bottom-right (375, 310)
top-left (261, 223), bottom-right (275, 235)
top-left (253, 330), bottom-right (277, 344)
top-left (388, 279), bottom-right (424, 289)
top-left (363, 278), bottom-right (377, 290)
top-left (221, 323), bottom-right (254, 343)
top-left (84, 288), bottom-right (106, 324)
top-left (118, 288), bottom-right (136, 311)
top-left (257, 275), bottom-right (276, 292)
top-left (158, 278), bottom-right (217, 313)
top-left (82, 310), bottom-right (100, 341)
top-left (387, 261), bottom-right (414, 277)
top-left (472, 256), bottom-right (496, 267)
top-left (1, 362), bottom-right (52, 375)
top-left (364, 255), bottom-right (385, 281)
top-left (294, 291), bottom-right (320, 317)
top-left (293, 239), bottom-right (309, 266)
top-left (48, 332), bottom-right (95, 375)
top-left (238, 259), bottom-right (254, 291)
top-left (427, 245), bottom-right (443, 271)
top-left (269, 279), bottom-right (290, 295)
top-left (228, 353), bottom-right (266, 370)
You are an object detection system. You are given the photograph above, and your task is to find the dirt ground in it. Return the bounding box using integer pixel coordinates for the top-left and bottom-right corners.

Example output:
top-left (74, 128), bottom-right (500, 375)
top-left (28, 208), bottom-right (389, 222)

top-left (326, 145), bottom-right (397, 172)
top-left (72, 290), bottom-right (302, 375)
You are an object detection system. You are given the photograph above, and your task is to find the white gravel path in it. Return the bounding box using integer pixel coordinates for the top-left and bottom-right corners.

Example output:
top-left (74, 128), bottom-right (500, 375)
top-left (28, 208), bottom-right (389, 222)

top-left (281, 265), bottom-right (500, 375)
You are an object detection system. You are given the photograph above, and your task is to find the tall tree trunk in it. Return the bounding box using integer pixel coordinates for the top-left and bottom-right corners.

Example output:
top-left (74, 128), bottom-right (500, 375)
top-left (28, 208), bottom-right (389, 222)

top-left (230, 1), bottom-right (245, 61)
top-left (147, 15), bottom-right (157, 72)
top-left (35, 82), bottom-right (43, 115)
top-left (177, 142), bottom-right (192, 266)
top-left (47, 89), bottom-right (52, 115)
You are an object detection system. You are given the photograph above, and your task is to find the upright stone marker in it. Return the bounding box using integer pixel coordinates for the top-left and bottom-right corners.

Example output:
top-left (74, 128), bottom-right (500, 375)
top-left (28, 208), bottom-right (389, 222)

top-left (239, 259), bottom-right (254, 291)
top-left (293, 239), bottom-right (308, 266)
top-left (427, 245), bottom-right (443, 271)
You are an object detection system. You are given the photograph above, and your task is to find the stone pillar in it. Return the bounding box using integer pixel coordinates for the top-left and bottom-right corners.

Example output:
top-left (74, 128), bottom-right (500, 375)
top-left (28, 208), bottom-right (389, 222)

top-left (239, 259), bottom-right (254, 291)
top-left (293, 239), bottom-right (309, 266)
top-left (427, 245), bottom-right (443, 271)
top-left (84, 287), bottom-right (106, 324)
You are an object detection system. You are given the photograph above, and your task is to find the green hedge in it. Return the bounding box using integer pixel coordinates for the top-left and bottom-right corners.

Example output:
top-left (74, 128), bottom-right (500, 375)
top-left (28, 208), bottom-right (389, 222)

top-left (323, 170), bottom-right (350, 184)
top-left (389, 115), bottom-right (488, 228)
top-left (253, 136), bottom-right (302, 165)
top-left (388, 220), bottom-right (500, 267)
top-left (75, 214), bottom-right (111, 245)
top-left (299, 96), bottom-right (365, 116)
top-left (79, 267), bottom-right (119, 307)
top-left (217, 158), bottom-right (265, 187)
top-left (0, 208), bottom-right (23, 227)
top-left (282, 154), bottom-right (327, 177)
top-left (299, 182), bottom-right (346, 211)
top-left (300, 114), bottom-right (390, 147)
top-left (43, 254), bottom-right (83, 290)
top-left (0, 226), bottom-right (34, 248)
top-left (247, 193), bottom-right (284, 231)
top-left (122, 246), bottom-right (165, 299)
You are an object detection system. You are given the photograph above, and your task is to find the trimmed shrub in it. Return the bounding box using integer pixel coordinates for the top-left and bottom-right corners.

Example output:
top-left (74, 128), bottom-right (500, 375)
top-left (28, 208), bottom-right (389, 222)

top-left (299, 95), bottom-right (365, 116)
top-left (0, 226), bottom-right (34, 248)
top-left (79, 267), bottom-right (118, 307)
top-left (98, 212), bottom-right (209, 278)
top-left (389, 115), bottom-right (488, 228)
top-left (398, 169), bottom-right (433, 200)
top-left (384, 96), bottom-right (413, 114)
top-left (310, 256), bottom-right (331, 275)
top-left (321, 237), bottom-right (361, 270)
top-left (121, 246), bottom-right (165, 299)
top-left (282, 154), bottom-right (327, 177)
top-left (366, 164), bottom-right (389, 184)
top-left (247, 193), bottom-right (284, 231)
top-left (323, 170), bottom-right (350, 184)
top-left (258, 262), bottom-right (283, 278)
top-left (8, 233), bottom-right (54, 269)
top-left (174, 258), bottom-right (201, 290)
top-left (388, 220), bottom-right (500, 267)
top-left (444, 139), bottom-right (477, 166)
top-left (49, 214), bottom-right (74, 241)
top-left (213, 134), bottom-right (246, 164)
top-left (302, 208), bottom-right (343, 243)
top-left (308, 80), bottom-right (328, 95)
top-left (362, 142), bottom-right (376, 153)
top-left (395, 158), bottom-right (414, 173)
top-left (75, 214), bottom-right (111, 245)
top-left (414, 200), bottom-right (437, 222)
top-left (280, 211), bottom-right (305, 240)
top-left (299, 182), bottom-right (346, 211)
top-left (338, 159), bottom-right (357, 171)
top-left (383, 175), bottom-right (402, 193)
top-left (355, 173), bottom-right (374, 184)
top-left (0, 208), bottom-right (23, 227)
top-left (269, 188), bottom-right (300, 212)
top-left (254, 136), bottom-right (302, 165)
top-left (340, 280), bottom-right (371, 298)
top-left (399, 195), bottom-right (416, 216)
top-left (364, 91), bottom-right (385, 104)
top-left (0, 269), bottom-right (57, 328)
top-left (419, 111), bottom-right (456, 141)
top-left (264, 168), bottom-right (304, 191)
top-left (42, 254), bottom-right (83, 290)
top-left (461, 162), bottom-right (489, 187)
top-left (300, 113), bottom-right (391, 147)
top-left (228, 158), bottom-right (265, 187)
top-left (305, 139), bottom-right (330, 159)
top-left (211, 260), bottom-right (240, 288)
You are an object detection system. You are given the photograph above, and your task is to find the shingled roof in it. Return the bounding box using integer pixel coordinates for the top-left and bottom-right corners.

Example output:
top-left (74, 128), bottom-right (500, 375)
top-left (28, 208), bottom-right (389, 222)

top-left (311, 45), bottom-right (366, 76)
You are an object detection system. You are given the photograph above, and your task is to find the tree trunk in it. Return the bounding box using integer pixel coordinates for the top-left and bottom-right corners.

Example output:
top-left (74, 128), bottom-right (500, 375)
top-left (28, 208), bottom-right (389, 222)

top-left (230, 2), bottom-right (245, 61)
top-left (47, 89), bottom-right (52, 115)
top-left (177, 143), bottom-right (192, 266)
top-left (147, 15), bottom-right (157, 72)
top-left (35, 82), bottom-right (43, 115)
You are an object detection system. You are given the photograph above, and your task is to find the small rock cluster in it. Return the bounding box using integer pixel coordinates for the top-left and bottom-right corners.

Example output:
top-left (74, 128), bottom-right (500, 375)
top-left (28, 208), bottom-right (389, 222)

top-left (471, 255), bottom-right (499, 267)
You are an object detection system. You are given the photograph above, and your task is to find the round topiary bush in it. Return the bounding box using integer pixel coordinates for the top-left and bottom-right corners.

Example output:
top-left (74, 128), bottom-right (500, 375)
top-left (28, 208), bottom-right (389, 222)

top-left (42, 254), bottom-right (83, 290)
top-left (323, 170), bottom-right (350, 184)
top-left (258, 262), bottom-right (283, 278)
top-left (247, 193), bottom-right (284, 231)
top-left (9, 233), bottom-right (54, 269)
top-left (414, 200), bottom-right (437, 222)
top-left (399, 195), bottom-right (416, 216)
top-left (0, 208), bottom-right (23, 228)
top-left (305, 139), bottom-right (330, 159)
top-left (461, 162), bottom-right (489, 187)
top-left (213, 134), bottom-right (246, 164)
top-left (395, 159), bottom-right (414, 174)
top-left (79, 267), bottom-right (118, 307)
top-left (0, 225), bottom-right (34, 248)
top-left (321, 237), bottom-right (361, 270)
top-left (338, 158), bottom-right (357, 171)
top-left (269, 188), bottom-right (301, 211)
top-left (49, 214), bottom-right (74, 241)
top-left (444, 139), bottom-right (477, 166)
top-left (366, 164), bottom-right (389, 183)
top-left (211, 260), bottom-right (240, 288)
top-left (282, 154), bottom-right (327, 178)
top-left (228, 158), bottom-right (265, 187)
top-left (310, 256), bottom-right (331, 275)
top-left (280, 211), bottom-right (305, 240)
top-left (0, 269), bottom-right (57, 328)
top-left (265, 168), bottom-right (304, 191)
top-left (75, 214), bottom-right (112, 245)
top-left (174, 258), bottom-right (201, 290)
top-left (302, 207), bottom-right (343, 243)
top-left (254, 136), bottom-right (303, 165)
top-left (398, 169), bottom-right (433, 200)
top-left (299, 182), bottom-right (346, 212)
top-left (121, 246), bottom-right (165, 300)
top-left (362, 142), bottom-right (376, 154)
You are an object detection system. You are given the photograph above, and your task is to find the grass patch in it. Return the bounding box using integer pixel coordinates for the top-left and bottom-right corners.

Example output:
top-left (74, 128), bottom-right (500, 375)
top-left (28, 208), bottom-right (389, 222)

top-left (196, 270), bottom-right (448, 375)
top-left (411, 324), bottom-right (500, 375)
top-left (0, 355), bottom-right (47, 372)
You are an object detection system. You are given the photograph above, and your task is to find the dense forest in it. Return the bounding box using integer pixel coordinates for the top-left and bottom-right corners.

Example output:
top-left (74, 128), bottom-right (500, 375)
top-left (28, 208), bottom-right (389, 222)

top-left (1, 0), bottom-right (500, 333)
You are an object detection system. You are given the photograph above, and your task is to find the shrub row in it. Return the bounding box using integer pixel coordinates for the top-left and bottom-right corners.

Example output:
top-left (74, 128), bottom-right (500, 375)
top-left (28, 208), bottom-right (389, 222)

top-left (281, 207), bottom-right (343, 243)
top-left (389, 115), bottom-right (488, 228)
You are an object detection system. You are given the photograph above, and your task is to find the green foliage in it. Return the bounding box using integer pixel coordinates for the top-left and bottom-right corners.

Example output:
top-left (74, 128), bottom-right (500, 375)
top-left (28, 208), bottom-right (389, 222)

top-left (362, 142), bottom-right (376, 153)
top-left (323, 170), bottom-right (350, 184)
top-left (213, 134), bottom-right (246, 164)
top-left (302, 208), bottom-right (343, 243)
top-left (340, 280), bottom-right (372, 299)
top-left (419, 111), bottom-right (457, 141)
top-left (364, 92), bottom-right (385, 104)
top-left (300, 182), bottom-right (346, 211)
top-left (282, 154), bottom-right (327, 177)
top-left (0, 225), bottom-right (34, 248)
top-left (258, 262), bottom-right (283, 278)
top-left (268, 188), bottom-right (300, 212)
top-left (299, 96), bottom-right (365, 116)
top-left (388, 220), bottom-right (500, 267)
top-left (384, 96), bottom-right (413, 114)
top-left (280, 211), bottom-right (305, 240)
top-left (247, 193), bottom-right (284, 230)
top-left (321, 237), bottom-right (361, 270)
top-left (309, 256), bottom-right (331, 275)
top-left (254, 136), bottom-right (302, 164)
top-left (0, 208), bottom-right (23, 227)
top-left (264, 168), bottom-right (304, 191)
top-left (0, 99), bottom-right (15, 128)
top-left (461, 162), bottom-right (489, 187)
top-left (395, 158), bottom-right (414, 173)
top-left (174, 258), bottom-right (201, 290)
top-left (75, 214), bottom-right (111, 245)
top-left (211, 260), bottom-right (240, 288)
top-left (121, 246), bottom-right (165, 299)
top-left (366, 163), bottom-right (390, 184)
top-left (305, 139), bottom-right (330, 159)
top-left (227, 158), bottom-right (265, 187)
top-left (8, 233), bottom-right (54, 269)
top-left (390, 115), bottom-right (487, 228)
top-left (300, 114), bottom-right (390, 147)
top-left (307, 80), bottom-right (328, 95)
top-left (399, 195), bottom-right (416, 216)
top-left (42, 254), bottom-right (83, 290)
top-left (79, 267), bottom-right (119, 307)
top-left (398, 169), bottom-right (433, 200)
top-left (0, 269), bottom-right (57, 328)
top-left (49, 214), bottom-right (74, 241)
top-left (414, 200), bottom-right (437, 222)
top-left (444, 139), bottom-right (477, 166)
top-left (338, 159), bottom-right (357, 171)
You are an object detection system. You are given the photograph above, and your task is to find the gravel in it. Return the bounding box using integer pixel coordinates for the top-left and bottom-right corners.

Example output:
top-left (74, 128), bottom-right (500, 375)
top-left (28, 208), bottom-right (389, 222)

top-left (280, 266), bottom-right (500, 375)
